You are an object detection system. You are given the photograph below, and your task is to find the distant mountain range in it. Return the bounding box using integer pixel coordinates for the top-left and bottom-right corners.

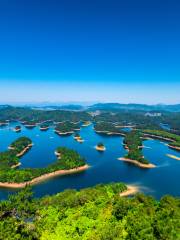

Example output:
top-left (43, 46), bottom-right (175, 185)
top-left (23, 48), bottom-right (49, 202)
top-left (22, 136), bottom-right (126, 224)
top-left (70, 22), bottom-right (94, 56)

top-left (87, 103), bottom-right (180, 112)
top-left (0, 103), bottom-right (180, 112)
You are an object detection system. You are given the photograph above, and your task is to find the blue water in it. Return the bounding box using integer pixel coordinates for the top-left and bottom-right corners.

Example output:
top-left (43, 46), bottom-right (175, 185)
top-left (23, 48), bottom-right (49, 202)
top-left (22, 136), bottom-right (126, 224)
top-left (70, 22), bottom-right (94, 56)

top-left (0, 123), bottom-right (179, 200)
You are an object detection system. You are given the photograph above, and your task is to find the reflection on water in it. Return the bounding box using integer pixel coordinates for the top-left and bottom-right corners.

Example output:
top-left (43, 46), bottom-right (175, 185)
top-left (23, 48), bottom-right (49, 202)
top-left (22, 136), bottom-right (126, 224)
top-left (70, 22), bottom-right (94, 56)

top-left (0, 122), bottom-right (179, 200)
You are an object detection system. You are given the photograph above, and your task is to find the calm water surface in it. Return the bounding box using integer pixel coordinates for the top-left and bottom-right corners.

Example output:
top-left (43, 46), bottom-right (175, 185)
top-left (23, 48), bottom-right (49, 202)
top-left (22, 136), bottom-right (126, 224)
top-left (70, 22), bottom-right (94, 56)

top-left (0, 123), bottom-right (179, 200)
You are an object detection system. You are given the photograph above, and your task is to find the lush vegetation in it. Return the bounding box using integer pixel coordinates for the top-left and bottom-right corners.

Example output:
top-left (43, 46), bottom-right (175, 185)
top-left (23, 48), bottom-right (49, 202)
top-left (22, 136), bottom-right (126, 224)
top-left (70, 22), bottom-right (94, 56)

top-left (0, 151), bottom-right (19, 169)
top-left (55, 121), bottom-right (80, 134)
top-left (143, 129), bottom-right (180, 149)
top-left (0, 183), bottom-right (179, 239)
top-left (0, 106), bottom-right (91, 123)
top-left (10, 137), bottom-right (32, 155)
top-left (123, 131), bottom-right (149, 164)
top-left (94, 122), bottom-right (123, 134)
top-left (0, 147), bottom-right (86, 183)
top-left (0, 137), bottom-right (32, 169)
top-left (97, 142), bottom-right (105, 147)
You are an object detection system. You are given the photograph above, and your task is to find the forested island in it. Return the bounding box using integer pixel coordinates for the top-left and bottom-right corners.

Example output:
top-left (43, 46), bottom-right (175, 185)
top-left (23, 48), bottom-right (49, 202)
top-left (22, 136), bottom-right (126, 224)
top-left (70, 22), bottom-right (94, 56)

top-left (94, 122), bottom-right (125, 136)
top-left (96, 142), bottom-right (106, 151)
top-left (0, 106), bottom-right (180, 133)
top-left (0, 137), bottom-right (32, 169)
top-left (119, 131), bottom-right (155, 168)
top-left (39, 123), bottom-right (50, 131)
top-left (0, 183), bottom-right (179, 239)
top-left (13, 125), bottom-right (21, 132)
top-left (0, 146), bottom-right (88, 187)
top-left (55, 121), bottom-right (80, 135)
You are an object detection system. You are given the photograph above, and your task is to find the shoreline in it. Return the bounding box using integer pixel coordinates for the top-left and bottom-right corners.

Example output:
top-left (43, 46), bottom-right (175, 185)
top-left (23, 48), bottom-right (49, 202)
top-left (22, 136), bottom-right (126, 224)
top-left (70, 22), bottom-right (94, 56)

top-left (166, 154), bottom-right (180, 161)
top-left (40, 127), bottom-right (49, 131)
top-left (120, 185), bottom-right (139, 197)
top-left (82, 122), bottom-right (91, 127)
top-left (55, 130), bottom-right (74, 135)
top-left (143, 133), bottom-right (175, 142)
top-left (168, 145), bottom-right (180, 151)
top-left (95, 146), bottom-right (106, 151)
top-left (8, 144), bottom-right (33, 157)
top-left (118, 157), bottom-right (156, 168)
top-left (95, 130), bottom-right (125, 136)
top-left (11, 162), bottom-right (21, 168)
top-left (0, 164), bottom-right (89, 188)
top-left (16, 144), bottom-right (33, 157)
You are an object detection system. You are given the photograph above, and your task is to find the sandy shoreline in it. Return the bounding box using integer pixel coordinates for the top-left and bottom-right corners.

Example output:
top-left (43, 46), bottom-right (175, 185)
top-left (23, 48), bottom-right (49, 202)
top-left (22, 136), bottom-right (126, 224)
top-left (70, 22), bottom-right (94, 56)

top-left (82, 122), bottom-right (91, 127)
top-left (95, 146), bottom-right (106, 151)
top-left (11, 162), bottom-right (21, 168)
top-left (0, 164), bottom-right (89, 188)
top-left (143, 133), bottom-right (174, 142)
top-left (166, 154), bottom-right (180, 161)
top-left (55, 130), bottom-right (74, 135)
top-left (120, 185), bottom-right (139, 197)
top-left (118, 157), bottom-right (156, 168)
top-left (168, 145), bottom-right (180, 151)
top-left (40, 127), bottom-right (49, 131)
top-left (8, 143), bottom-right (33, 157)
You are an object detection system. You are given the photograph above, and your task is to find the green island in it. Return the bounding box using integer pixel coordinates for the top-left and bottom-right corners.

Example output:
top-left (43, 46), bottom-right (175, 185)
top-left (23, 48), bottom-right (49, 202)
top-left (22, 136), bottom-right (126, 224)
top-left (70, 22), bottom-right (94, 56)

top-left (13, 125), bottom-right (21, 132)
top-left (23, 121), bottom-right (37, 129)
top-left (0, 146), bottom-right (88, 187)
top-left (39, 123), bottom-right (50, 131)
top-left (96, 142), bottom-right (106, 151)
top-left (73, 133), bottom-right (84, 143)
top-left (55, 121), bottom-right (80, 135)
top-left (0, 182), bottom-right (179, 239)
top-left (94, 122), bottom-right (125, 136)
top-left (0, 137), bottom-right (32, 169)
top-left (143, 129), bottom-right (180, 151)
top-left (119, 131), bottom-right (156, 168)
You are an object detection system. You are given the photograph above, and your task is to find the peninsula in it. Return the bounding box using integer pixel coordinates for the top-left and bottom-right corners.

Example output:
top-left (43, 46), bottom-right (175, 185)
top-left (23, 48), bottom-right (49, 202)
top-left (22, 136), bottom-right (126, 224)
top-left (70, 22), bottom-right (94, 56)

top-left (0, 146), bottom-right (88, 188)
top-left (119, 131), bottom-right (156, 168)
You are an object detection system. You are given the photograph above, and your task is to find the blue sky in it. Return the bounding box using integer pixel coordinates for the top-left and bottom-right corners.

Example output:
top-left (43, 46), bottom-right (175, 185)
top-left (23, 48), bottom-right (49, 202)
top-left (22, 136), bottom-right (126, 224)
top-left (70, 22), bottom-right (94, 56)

top-left (0, 0), bottom-right (179, 104)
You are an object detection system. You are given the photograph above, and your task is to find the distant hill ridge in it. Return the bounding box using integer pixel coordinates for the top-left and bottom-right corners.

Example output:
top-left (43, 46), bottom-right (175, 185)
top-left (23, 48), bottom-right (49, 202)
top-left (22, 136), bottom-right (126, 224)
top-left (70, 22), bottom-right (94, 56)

top-left (0, 103), bottom-right (180, 112)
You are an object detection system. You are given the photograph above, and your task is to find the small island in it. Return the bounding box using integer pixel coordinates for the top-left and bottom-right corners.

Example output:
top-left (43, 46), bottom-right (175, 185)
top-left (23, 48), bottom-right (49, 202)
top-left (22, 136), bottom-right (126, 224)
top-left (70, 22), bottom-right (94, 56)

top-left (23, 121), bottom-right (37, 129)
top-left (82, 121), bottom-right (91, 127)
top-left (73, 133), bottom-right (84, 143)
top-left (94, 122), bottom-right (125, 136)
top-left (13, 125), bottom-right (21, 132)
top-left (55, 121), bottom-right (80, 136)
top-left (95, 142), bottom-right (106, 151)
top-left (119, 131), bottom-right (156, 168)
top-left (40, 123), bottom-right (49, 131)
top-left (0, 121), bottom-right (8, 127)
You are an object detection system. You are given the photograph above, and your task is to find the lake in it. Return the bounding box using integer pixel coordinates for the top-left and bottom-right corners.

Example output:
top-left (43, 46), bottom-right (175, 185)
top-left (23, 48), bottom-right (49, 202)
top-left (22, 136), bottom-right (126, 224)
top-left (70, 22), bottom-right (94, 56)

top-left (0, 122), bottom-right (180, 200)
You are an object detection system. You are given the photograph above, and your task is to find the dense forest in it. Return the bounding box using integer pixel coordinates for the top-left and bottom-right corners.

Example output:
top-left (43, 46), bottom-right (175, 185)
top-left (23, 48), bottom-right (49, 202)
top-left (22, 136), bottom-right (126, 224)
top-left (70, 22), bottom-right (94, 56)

top-left (0, 183), bottom-right (179, 239)
top-left (0, 137), bottom-right (32, 169)
top-left (0, 106), bottom-right (91, 123)
top-left (0, 106), bottom-right (180, 132)
top-left (55, 121), bottom-right (80, 134)
top-left (0, 146), bottom-right (86, 183)
top-left (94, 122), bottom-right (121, 133)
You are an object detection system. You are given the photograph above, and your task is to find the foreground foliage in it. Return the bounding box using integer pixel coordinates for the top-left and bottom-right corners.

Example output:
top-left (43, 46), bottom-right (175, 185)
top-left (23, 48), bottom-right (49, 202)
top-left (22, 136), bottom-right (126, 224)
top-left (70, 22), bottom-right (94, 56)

top-left (0, 183), bottom-right (179, 239)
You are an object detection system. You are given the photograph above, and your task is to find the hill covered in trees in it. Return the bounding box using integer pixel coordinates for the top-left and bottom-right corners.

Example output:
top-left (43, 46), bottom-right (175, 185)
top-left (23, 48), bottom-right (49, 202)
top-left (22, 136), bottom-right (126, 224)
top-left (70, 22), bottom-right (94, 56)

top-left (0, 183), bottom-right (179, 239)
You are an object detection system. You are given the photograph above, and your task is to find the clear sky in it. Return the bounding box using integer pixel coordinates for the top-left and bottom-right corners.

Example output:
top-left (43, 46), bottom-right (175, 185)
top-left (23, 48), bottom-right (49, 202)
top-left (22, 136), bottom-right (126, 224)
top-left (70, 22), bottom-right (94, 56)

top-left (0, 0), bottom-right (179, 104)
